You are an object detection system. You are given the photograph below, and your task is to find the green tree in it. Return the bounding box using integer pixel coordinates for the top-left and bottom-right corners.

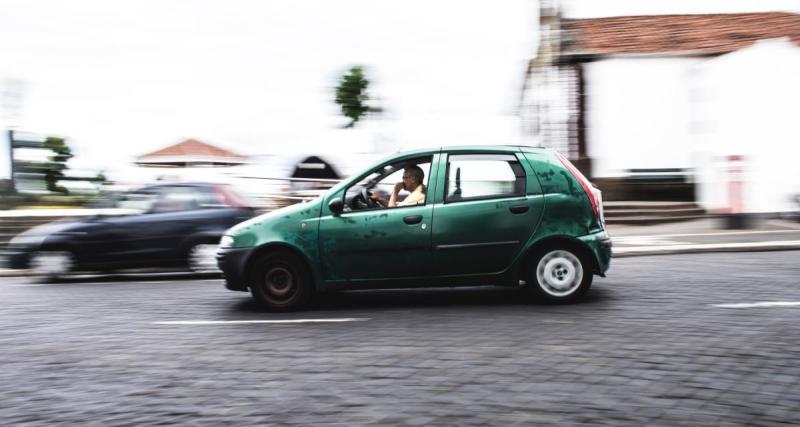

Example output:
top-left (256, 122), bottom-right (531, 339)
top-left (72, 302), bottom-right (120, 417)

top-left (42, 137), bottom-right (73, 193)
top-left (335, 65), bottom-right (371, 128)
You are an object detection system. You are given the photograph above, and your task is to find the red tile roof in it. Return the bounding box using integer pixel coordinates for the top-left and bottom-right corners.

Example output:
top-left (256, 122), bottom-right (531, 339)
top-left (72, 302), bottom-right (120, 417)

top-left (563, 12), bottom-right (800, 55)
top-left (138, 139), bottom-right (245, 160)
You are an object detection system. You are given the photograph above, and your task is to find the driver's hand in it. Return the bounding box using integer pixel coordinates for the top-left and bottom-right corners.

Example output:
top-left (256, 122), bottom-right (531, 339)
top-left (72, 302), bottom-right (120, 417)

top-left (393, 182), bottom-right (404, 194)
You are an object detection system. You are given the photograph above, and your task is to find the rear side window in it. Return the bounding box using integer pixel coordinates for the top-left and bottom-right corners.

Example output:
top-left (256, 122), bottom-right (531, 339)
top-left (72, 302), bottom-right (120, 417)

top-left (445, 154), bottom-right (526, 202)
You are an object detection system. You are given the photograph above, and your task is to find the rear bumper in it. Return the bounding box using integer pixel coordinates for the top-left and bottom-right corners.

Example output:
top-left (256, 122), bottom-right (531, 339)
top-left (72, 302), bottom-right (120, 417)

top-left (580, 231), bottom-right (612, 276)
top-left (216, 247), bottom-right (251, 292)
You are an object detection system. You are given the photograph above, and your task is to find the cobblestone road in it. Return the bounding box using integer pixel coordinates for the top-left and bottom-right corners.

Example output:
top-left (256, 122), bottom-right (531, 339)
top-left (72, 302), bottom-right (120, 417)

top-left (2, 251), bottom-right (799, 425)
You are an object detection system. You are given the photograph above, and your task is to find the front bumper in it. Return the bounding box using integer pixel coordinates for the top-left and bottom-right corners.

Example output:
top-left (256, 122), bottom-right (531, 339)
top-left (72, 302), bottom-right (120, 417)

top-left (4, 245), bottom-right (33, 270)
top-left (580, 231), bottom-right (612, 276)
top-left (216, 247), bottom-right (252, 292)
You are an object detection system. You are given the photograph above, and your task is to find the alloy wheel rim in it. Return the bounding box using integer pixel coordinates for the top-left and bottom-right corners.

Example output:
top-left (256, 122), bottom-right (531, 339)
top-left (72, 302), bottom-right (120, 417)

top-left (30, 251), bottom-right (73, 277)
top-left (536, 250), bottom-right (583, 297)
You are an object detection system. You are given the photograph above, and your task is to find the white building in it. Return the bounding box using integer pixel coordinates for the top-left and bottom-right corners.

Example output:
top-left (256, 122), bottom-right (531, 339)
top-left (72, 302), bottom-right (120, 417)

top-left (521, 10), bottom-right (800, 212)
top-left (694, 38), bottom-right (800, 214)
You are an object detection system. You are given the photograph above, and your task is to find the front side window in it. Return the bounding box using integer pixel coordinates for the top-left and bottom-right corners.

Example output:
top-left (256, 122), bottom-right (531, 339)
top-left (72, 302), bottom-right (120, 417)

top-left (445, 154), bottom-right (525, 202)
top-left (116, 190), bottom-right (158, 213)
top-left (344, 156), bottom-right (432, 211)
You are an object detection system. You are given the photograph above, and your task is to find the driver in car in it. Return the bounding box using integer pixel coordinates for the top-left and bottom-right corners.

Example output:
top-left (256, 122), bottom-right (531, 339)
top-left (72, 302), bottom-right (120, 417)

top-left (371, 164), bottom-right (426, 207)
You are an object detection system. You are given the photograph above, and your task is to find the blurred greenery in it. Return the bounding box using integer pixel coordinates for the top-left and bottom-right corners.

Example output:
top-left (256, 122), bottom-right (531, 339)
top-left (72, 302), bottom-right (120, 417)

top-left (335, 65), bottom-right (370, 128)
top-left (42, 137), bottom-right (73, 193)
top-left (13, 136), bottom-right (73, 194)
top-left (4, 135), bottom-right (109, 208)
top-left (0, 193), bottom-right (96, 210)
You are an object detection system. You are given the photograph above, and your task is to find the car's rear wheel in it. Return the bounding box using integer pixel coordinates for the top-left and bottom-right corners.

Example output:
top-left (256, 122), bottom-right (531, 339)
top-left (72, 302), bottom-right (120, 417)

top-left (187, 243), bottom-right (220, 273)
top-left (29, 250), bottom-right (74, 280)
top-left (249, 251), bottom-right (313, 311)
top-left (526, 247), bottom-right (592, 302)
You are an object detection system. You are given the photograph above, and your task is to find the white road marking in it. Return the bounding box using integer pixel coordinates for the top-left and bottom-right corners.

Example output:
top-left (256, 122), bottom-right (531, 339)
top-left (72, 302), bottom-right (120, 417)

top-left (154, 318), bottom-right (370, 325)
top-left (613, 240), bottom-right (800, 254)
top-left (712, 301), bottom-right (800, 309)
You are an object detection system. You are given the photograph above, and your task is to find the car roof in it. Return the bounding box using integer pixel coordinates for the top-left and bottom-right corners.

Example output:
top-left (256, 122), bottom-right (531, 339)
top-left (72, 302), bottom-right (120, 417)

top-left (440, 145), bottom-right (547, 153)
top-left (389, 145), bottom-right (548, 158)
top-left (139, 182), bottom-right (217, 189)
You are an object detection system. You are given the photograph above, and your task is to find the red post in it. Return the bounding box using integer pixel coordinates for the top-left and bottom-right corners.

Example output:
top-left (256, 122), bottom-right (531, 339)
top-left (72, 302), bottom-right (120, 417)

top-left (727, 155), bottom-right (743, 215)
top-left (723, 154), bottom-right (750, 229)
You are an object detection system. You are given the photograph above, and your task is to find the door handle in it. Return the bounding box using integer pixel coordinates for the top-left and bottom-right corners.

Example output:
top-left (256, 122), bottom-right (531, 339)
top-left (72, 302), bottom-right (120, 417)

top-left (509, 205), bottom-right (529, 214)
top-left (403, 215), bottom-right (423, 225)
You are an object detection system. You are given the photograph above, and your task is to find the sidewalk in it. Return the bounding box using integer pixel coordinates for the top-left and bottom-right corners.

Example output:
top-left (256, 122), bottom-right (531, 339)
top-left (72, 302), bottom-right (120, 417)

top-left (3, 216), bottom-right (800, 278)
top-left (607, 216), bottom-right (800, 257)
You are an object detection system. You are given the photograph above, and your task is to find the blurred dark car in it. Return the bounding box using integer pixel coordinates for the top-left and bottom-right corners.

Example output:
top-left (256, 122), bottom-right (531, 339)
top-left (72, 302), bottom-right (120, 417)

top-left (6, 183), bottom-right (257, 277)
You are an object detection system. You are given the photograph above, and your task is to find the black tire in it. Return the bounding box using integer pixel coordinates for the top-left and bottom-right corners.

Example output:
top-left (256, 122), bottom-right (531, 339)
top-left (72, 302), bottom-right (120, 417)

top-left (29, 250), bottom-right (75, 281)
top-left (524, 246), bottom-right (593, 303)
top-left (248, 250), bottom-right (314, 311)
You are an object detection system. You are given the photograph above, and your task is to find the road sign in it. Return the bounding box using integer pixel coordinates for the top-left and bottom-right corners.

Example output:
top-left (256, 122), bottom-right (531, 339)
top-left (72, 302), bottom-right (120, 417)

top-left (1, 129), bottom-right (11, 181)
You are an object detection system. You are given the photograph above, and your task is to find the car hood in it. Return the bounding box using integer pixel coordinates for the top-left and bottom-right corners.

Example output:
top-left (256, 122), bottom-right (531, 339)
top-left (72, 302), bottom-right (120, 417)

top-left (7, 219), bottom-right (87, 247)
top-left (227, 199), bottom-right (323, 236)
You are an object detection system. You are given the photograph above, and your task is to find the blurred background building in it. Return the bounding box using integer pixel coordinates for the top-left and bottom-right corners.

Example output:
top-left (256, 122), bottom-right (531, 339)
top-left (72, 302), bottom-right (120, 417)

top-left (521, 2), bottom-right (800, 215)
top-left (135, 139), bottom-right (248, 168)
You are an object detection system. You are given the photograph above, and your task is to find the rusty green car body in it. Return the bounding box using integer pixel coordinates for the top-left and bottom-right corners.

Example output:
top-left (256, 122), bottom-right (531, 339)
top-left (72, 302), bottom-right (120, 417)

top-left (217, 146), bottom-right (611, 310)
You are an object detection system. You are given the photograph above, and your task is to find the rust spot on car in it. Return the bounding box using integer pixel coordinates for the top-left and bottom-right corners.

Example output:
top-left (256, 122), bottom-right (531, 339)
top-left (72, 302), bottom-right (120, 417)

top-left (363, 229), bottom-right (387, 239)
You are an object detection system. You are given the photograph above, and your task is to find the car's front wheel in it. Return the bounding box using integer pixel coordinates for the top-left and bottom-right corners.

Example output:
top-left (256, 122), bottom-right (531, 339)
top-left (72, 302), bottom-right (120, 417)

top-left (249, 251), bottom-right (314, 311)
top-left (29, 250), bottom-right (74, 280)
top-left (525, 247), bottom-right (592, 302)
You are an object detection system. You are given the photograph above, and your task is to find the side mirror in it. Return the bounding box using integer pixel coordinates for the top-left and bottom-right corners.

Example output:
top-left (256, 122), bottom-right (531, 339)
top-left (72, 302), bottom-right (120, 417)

top-left (328, 198), bottom-right (344, 215)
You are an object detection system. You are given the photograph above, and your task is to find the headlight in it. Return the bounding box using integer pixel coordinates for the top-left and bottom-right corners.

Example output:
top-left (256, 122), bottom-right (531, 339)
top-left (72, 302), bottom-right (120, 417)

top-left (219, 235), bottom-right (235, 248)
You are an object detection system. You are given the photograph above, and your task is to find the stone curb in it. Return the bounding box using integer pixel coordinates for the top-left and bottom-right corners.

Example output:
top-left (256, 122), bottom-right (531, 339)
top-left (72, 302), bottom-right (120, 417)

top-left (0, 269), bottom-right (29, 278)
top-left (613, 242), bottom-right (800, 258)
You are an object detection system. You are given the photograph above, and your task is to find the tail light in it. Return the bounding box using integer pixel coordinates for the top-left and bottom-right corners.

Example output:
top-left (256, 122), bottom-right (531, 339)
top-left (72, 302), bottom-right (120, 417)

top-left (555, 151), bottom-right (604, 224)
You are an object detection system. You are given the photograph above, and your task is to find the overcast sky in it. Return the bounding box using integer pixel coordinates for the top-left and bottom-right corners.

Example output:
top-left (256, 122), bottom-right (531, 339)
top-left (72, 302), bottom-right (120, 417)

top-left (0, 0), bottom-right (535, 172)
top-left (1, 0), bottom-right (798, 173)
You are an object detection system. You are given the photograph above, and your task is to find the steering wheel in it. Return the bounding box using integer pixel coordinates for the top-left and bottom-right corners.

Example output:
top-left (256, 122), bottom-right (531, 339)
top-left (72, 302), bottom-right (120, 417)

top-left (361, 187), bottom-right (378, 209)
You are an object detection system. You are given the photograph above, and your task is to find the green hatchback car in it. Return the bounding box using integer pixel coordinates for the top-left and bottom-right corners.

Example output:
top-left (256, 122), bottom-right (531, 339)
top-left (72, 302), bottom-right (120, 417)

top-left (217, 146), bottom-right (611, 310)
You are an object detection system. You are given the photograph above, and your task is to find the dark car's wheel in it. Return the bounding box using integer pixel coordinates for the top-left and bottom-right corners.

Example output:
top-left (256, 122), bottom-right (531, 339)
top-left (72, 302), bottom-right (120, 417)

top-left (525, 247), bottom-right (592, 302)
top-left (249, 251), bottom-right (314, 311)
top-left (186, 243), bottom-right (220, 273)
top-left (29, 250), bottom-right (74, 280)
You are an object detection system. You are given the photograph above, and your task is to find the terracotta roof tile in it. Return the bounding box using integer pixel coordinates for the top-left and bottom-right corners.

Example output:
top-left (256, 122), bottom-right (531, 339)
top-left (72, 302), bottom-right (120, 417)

top-left (563, 12), bottom-right (800, 55)
top-left (138, 139), bottom-right (245, 160)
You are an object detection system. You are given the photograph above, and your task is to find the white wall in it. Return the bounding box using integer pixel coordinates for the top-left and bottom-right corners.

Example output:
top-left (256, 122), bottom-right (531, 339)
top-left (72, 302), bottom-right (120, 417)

top-left (585, 57), bottom-right (702, 177)
top-left (694, 39), bottom-right (800, 213)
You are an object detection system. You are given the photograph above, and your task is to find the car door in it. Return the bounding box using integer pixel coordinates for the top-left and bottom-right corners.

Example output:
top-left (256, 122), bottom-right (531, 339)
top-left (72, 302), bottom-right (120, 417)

top-left (318, 154), bottom-right (439, 283)
top-left (100, 185), bottom-right (208, 265)
top-left (82, 188), bottom-right (164, 266)
top-left (431, 150), bottom-right (545, 276)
